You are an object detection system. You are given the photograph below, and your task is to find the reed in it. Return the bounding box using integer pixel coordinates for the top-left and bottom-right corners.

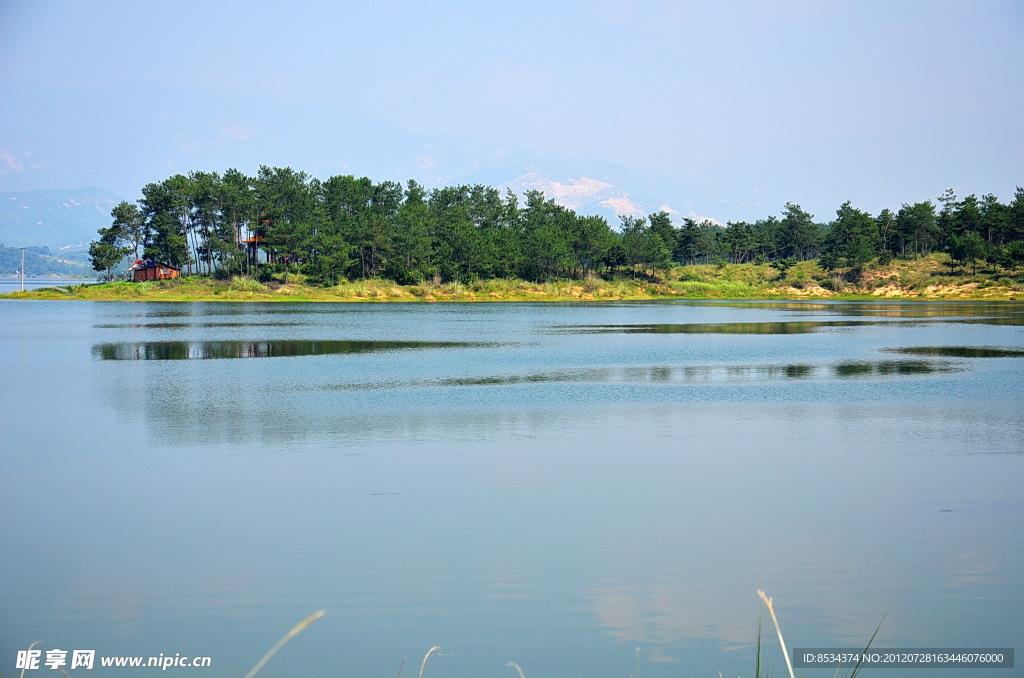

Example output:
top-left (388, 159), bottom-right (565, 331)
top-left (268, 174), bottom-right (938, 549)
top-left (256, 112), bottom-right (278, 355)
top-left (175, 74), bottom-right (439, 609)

top-left (19, 640), bottom-right (42, 678)
top-left (758, 590), bottom-right (795, 678)
top-left (755, 591), bottom-right (885, 678)
top-left (754, 617), bottom-right (762, 678)
top-left (439, 281), bottom-right (466, 298)
top-left (843, 615), bottom-right (886, 678)
top-left (228, 277), bottom-right (267, 293)
top-left (419, 645), bottom-right (441, 678)
top-left (243, 609), bottom-right (326, 678)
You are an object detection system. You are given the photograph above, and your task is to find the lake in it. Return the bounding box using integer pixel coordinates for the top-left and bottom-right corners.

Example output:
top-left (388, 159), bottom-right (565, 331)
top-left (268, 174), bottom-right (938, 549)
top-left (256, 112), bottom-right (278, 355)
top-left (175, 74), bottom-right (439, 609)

top-left (1, 299), bottom-right (1021, 677)
top-left (0, 278), bottom-right (98, 292)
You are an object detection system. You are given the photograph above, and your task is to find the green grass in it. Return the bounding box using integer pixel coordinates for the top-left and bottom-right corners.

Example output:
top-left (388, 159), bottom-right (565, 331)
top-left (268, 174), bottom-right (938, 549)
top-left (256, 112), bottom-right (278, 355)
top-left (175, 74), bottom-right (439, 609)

top-left (4, 254), bottom-right (1022, 301)
top-left (228, 276), bottom-right (268, 293)
top-left (666, 279), bottom-right (771, 298)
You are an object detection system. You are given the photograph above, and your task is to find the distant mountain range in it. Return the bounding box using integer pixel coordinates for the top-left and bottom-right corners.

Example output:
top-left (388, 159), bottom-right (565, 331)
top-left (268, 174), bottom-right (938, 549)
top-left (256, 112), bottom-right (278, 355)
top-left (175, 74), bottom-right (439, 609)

top-left (0, 187), bottom-right (122, 252)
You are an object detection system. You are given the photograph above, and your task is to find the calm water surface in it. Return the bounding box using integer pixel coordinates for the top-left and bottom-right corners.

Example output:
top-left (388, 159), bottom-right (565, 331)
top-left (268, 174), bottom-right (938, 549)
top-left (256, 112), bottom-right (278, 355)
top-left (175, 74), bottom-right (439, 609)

top-left (1, 300), bottom-right (1022, 678)
top-left (0, 278), bottom-right (97, 292)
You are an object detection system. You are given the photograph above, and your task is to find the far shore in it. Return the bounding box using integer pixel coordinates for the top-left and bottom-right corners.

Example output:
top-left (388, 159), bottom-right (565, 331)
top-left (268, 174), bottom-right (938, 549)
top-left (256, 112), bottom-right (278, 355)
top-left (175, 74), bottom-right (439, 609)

top-left (2, 256), bottom-right (1021, 302)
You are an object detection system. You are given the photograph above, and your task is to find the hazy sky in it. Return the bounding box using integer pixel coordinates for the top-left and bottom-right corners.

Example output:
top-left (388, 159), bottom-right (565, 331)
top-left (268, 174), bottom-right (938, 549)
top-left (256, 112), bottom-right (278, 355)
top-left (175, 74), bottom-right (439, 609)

top-left (1, 0), bottom-right (1021, 222)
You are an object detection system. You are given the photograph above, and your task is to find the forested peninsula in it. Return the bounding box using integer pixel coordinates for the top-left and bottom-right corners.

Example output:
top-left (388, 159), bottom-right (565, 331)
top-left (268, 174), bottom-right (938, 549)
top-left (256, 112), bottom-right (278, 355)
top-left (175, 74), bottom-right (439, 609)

top-left (10, 167), bottom-right (1024, 300)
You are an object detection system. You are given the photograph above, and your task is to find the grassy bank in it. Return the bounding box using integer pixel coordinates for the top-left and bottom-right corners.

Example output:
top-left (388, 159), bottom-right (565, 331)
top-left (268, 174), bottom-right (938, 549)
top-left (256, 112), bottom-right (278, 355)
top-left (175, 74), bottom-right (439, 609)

top-left (4, 254), bottom-right (1022, 302)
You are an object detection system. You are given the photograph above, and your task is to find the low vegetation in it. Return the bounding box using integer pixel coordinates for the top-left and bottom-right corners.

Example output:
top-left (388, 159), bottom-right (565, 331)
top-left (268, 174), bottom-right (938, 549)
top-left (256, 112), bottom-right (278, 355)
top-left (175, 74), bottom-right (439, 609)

top-left (6, 253), bottom-right (1022, 301)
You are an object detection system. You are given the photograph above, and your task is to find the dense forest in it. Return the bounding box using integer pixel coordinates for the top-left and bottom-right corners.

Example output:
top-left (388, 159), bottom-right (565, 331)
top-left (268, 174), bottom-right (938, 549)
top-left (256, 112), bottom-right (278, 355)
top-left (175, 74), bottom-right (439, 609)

top-left (90, 167), bottom-right (1024, 284)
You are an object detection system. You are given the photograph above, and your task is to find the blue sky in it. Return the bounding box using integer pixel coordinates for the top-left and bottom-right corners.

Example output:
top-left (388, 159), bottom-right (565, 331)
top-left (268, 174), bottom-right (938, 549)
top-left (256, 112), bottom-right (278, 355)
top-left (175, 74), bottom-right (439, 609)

top-left (1, 0), bottom-right (1021, 223)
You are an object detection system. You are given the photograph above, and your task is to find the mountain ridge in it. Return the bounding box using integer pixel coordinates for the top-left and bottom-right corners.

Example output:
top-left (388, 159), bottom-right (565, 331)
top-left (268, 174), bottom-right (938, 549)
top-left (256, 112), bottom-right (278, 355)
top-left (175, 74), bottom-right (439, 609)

top-left (0, 187), bottom-right (124, 251)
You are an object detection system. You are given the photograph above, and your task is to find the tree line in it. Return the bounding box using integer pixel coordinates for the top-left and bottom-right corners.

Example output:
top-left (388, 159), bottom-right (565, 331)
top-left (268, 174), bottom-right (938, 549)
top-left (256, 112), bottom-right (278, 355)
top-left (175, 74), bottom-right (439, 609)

top-left (90, 167), bottom-right (1024, 283)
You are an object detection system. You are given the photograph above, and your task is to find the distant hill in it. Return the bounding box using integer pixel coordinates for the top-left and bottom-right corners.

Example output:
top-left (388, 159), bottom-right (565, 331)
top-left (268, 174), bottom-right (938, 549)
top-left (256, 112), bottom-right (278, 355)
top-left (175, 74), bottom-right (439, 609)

top-left (0, 187), bottom-right (123, 252)
top-left (0, 243), bottom-right (92, 278)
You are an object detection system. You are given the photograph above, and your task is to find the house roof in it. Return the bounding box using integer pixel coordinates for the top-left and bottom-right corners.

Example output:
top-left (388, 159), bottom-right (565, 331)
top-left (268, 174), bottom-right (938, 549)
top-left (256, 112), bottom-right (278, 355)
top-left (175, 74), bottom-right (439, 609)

top-left (129, 260), bottom-right (180, 271)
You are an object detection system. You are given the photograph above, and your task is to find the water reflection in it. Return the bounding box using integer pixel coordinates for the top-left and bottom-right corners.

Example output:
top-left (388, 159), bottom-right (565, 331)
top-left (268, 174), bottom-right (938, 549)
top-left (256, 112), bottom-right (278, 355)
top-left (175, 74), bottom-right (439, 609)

top-left (119, 304), bottom-right (408, 319)
top-left (695, 300), bottom-right (1024, 320)
top-left (884, 346), bottom-right (1024, 358)
top-left (94, 322), bottom-right (307, 329)
top-left (833, 360), bottom-right (950, 377)
top-left (551, 320), bottom-right (902, 334)
top-left (329, 360), bottom-right (955, 390)
top-left (942, 315), bottom-right (1024, 326)
top-left (92, 339), bottom-right (488, 360)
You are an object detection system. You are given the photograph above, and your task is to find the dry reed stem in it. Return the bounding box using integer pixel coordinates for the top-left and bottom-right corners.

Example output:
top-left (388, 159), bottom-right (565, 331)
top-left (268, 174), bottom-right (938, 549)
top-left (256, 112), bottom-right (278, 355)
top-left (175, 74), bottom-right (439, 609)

top-left (20, 640), bottom-right (42, 678)
top-left (243, 609), bottom-right (326, 678)
top-left (506, 660), bottom-right (525, 678)
top-left (758, 590), bottom-right (795, 678)
top-left (419, 645), bottom-right (440, 678)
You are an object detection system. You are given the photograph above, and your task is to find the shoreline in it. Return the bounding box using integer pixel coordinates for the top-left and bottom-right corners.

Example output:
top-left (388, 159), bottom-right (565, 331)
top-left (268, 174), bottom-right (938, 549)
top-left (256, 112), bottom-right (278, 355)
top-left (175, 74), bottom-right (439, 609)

top-left (2, 278), bottom-right (1020, 303)
top-left (4, 256), bottom-right (1021, 302)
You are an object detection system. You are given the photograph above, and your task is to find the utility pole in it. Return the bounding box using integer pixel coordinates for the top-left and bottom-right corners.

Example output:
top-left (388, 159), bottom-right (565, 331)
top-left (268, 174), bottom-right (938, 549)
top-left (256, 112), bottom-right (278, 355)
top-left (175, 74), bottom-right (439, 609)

top-left (20, 247), bottom-right (25, 291)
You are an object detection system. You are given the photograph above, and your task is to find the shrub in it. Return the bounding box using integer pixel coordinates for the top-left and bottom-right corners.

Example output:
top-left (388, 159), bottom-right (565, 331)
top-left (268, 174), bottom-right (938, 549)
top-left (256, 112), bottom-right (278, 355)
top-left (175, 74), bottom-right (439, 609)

top-left (257, 264), bottom-right (282, 282)
top-left (820, 275), bottom-right (845, 292)
top-left (229, 276), bottom-right (268, 293)
top-left (770, 257), bottom-right (797, 276)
